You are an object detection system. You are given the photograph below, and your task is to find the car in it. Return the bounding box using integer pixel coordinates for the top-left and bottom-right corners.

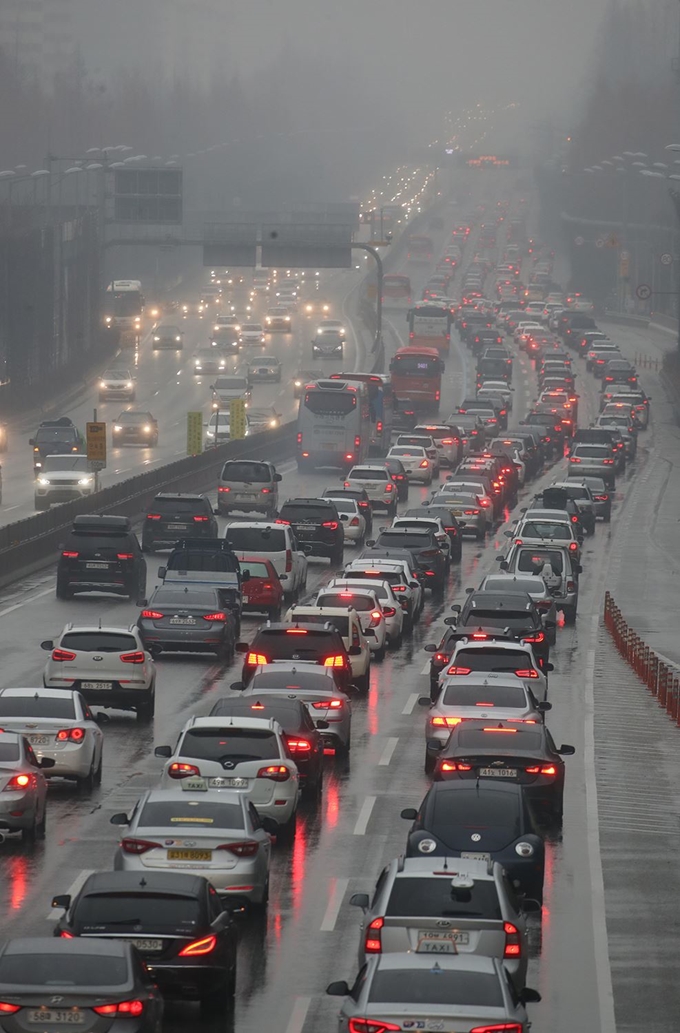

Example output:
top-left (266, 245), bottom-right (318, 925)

top-left (344, 464), bottom-right (398, 515)
top-left (386, 445), bottom-right (433, 484)
top-left (265, 307), bottom-right (293, 331)
top-left (323, 486), bottom-right (373, 534)
top-left (293, 369), bottom-right (316, 398)
top-left (51, 871), bottom-right (238, 1012)
top-left (365, 527), bottom-right (447, 592)
top-left (501, 543), bottom-right (581, 624)
top-left (285, 604), bottom-right (371, 689)
top-left (582, 475), bottom-right (612, 521)
top-left (478, 574), bottom-right (558, 645)
top-left (324, 496), bottom-right (366, 545)
top-left (510, 513), bottom-right (581, 560)
top-left (152, 324), bottom-right (183, 348)
top-left (395, 433), bottom-right (440, 475)
top-left (247, 354), bottom-right (282, 382)
top-left (321, 579), bottom-right (402, 652)
top-left (316, 318), bottom-right (345, 339)
top-left (217, 459), bottom-right (282, 518)
top-left (112, 411), bottom-right (159, 447)
top-left (342, 558), bottom-right (422, 627)
top-left (312, 329), bottom-right (344, 358)
top-left (209, 374), bottom-right (251, 410)
top-left (549, 479), bottom-right (597, 535)
top-left (98, 368), bottom-right (135, 401)
top-left (209, 325), bottom-right (240, 352)
top-left (236, 621), bottom-right (353, 692)
top-left (401, 780), bottom-right (545, 900)
top-left (237, 555), bottom-right (284, 620)
top-left (41, 624), bottom-right (156, 720)
top-left (391, 515), bottom-right (453, 565)
top-left (0, 731), bottom-right (50, 841)
top-left (156, 538), bottom-right (243, 628)
top-left (349, 856), bottom-right (529, 986)
top-left (434, 719), bottom-right (575, 822)
top-left (138, 585), bottom-right (236, 661)
top-left (327, 953), bottom-right (540, 1032)
top-left (111, 788), bottom-right (272, 906)
top-left (380, 456), bottom-right (410, 501)
top-left (568, 442), bottom-right (616, 488)
top-left (0, 688), bottom-right (103, 790)
top-left (56, 514), bottom-right (147, 603)
top-left (34, 454), bottom-right (100, 509)
top-left (443, 634), bottom-right (551, 698)
top-left (156, 715), bottom-right (299, 831)
top-left (142, 493), bottom-right (218, 552)
top-left (204, 410), bottom-right (246, 446)
top-left (278, 497), bottom-right (345, 564)
top-left (239, 322), bottom-right (266, 346)
top-left (573, 427), bottom-right (625, 473)
top-left (596, 413), bottom-right (638, 460)
top-left (0, 937), bottom-right (164, 1031)
top-left (432, 490), bottom-right (490, 541)
top-left (226, 521), bottom-right (307, 598)
top-left (210, 693), bottom-right (326, 789)
top-left (413, 423), bottom-right (462, 467)
top-left (232, 662), bottom-right (351, 753)
top-left (192, 348), bottom-right (228, 374)
top-left (422, 673), bottom-right (549, 770)
top-left (452, 590), bottom-right (553, 668)
top-left (409, 505), bottom-right (463, 560)
top-left (30, 417), bottom-right (84, 472)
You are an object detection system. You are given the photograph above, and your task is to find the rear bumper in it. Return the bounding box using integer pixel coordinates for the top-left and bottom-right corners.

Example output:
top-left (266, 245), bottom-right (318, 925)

top-left (148, 962), bottom-right (232, 999)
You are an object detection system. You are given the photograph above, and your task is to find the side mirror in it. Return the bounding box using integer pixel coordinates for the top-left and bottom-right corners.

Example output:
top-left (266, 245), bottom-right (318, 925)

top-left (241, 570), bottom-right (251, 582)
top-left (366, 539), bottom-right (376, 547)
top-left (423, 643), bottom-right (437, 653)
top-left (40, 640), bottom-right (54, 651)
top-left (52, 894), bottom-right (71, 910)
top-left (39, 757), bottom-right (56, 769)
top-left (576, 564), bottom-right (583, 574)
top-left (261, 816), bottom-right (278, 836)
top-left (400, 807), bottom-right (418, 820)
top-left (110, 813), bottom-right (129, 826)
top-left (521, 897), bottom-right (542, 914)
top-left (157, 567), bottom-right (167, 579)
top-left (303, 544), bottom-right (313, 555)
top-left (503, 530), bottom-right (513, 538)
top-left (519, 988), bottom-right (542, 1005)
top-left (450, 603), bottom-right (461, 613)
top-left (546, 662), bottom-right (554, 672)
top-left (543, 619), bottom-right (556, 629)
top-left (499, 560), bottom-right (509, 571)
top-left (230, 681), bottom-right (246, 691)
top-left (559, 743), bottom-right (576, 756)
top-left (349, 892), bottom-right (370, 910)
top-left (417, 696), bottom-right (432, 707)
top-left (537, 701), bottom-right (552, 712)
top-left (326, 981), bottom-right (350, 998)
top-left (235, 642), bottom-right (249, 654)
top-left (95, 712), bottom-right (110, 724)
top-left (154, 745), bottom-right (172, 758)
top-left (427, 740), bottom-right (444, 751)
top-left (348, 645), bottom-right (362, 656)
top-left (315, 719), bottom-right (329, 730)
top-left (275, 473), bottom-right (282, 482)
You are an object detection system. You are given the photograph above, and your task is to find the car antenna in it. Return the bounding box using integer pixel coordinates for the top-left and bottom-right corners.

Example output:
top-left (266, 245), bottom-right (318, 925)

top-left (139, 877), bottom-right (147, 888)
top-left (441, 855), bottom-right (449, 871)
top-left (98, 617), bottom-right (102, 629)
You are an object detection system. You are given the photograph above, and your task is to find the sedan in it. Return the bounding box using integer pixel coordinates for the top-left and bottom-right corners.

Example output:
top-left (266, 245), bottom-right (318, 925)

top-left (0, 688), bottom-right (103, 790)
top-left (478, 574), bottom-right (558, 645)
top-left (112, 411), bottom-right (159, 447)
top-left (193, 349), bottom-right (228, 375)
top-left (99, 369), bottom-right (135, 401)
top-left (0, 938), bottom-right (163, 1032)
top-left (138, 586), bottom-right (237, 661)
top-left (112, 788), bottom-right (272, 907)
top-left (325, 497), bottom-right (366, 545)
top-left (239, 323), bottom-right (266, 346)
top-left (387, 445), bottom-right (433, 484)
top-left (264, 307), bottom-right (293, 331)
top-left (0, 732), bottom-right (50, 842)
top-left (247, 355), bottom-right (282, 383)
top-left (432, 490), bottom-right (490, 541)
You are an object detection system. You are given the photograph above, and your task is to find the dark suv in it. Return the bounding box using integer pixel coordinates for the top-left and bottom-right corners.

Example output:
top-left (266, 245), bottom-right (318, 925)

top-left (236, 622), bottom-right (352, 692)
top-left (366, 527), bottom-right (447, 592)
top-left (142, 493), bottom-right (218, 552)
top-left (278, 498), bottom-right (344, 564)
top-left (57, 515), bottom-right (146, 602)
top-left (30, 417), bottom-right (84, 473)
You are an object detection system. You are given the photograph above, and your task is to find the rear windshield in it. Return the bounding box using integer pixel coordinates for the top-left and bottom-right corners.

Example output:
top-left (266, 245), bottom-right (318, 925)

top-left (152, 498), bottom-right (205, 513)
top-left (442, 683), bottom-right (527, 707)
top-left (574, 446), bottom-right (610, 457)
top-left (453, 648), bottom-right (530, 672)
top-left (227, 527), bottom-right (286, 552)
top-left (35, 428), bottom-right (77, 442)
top-left (255, 628), bottom-right (342, 659)
top-left (241, 561), bottom-right (269, 578)
top-left (344, 571), bottom-right (402, 587)
top-left (295, 613), bottom-right (349, 636)
top-left (386, 877), bottom-right (501, 920)
top-left (0, 954), bottom-right (128, 987)
top-left (330, 500), bottom-right (356, 515)
top-left (482, 577), bottom-right (540, 596)
top-left (178, 728), bottom-right (279, 762)
top-left (0, 743), bottom-right (20, 762)
top-left (350, 468), bottom-right (388, 481)
top-left (390, 447), bottom-right (425, 457)
top-left (280, 504), bottom-right (336, 522)
top-left (75, 894), bottom-right (201, 935)
top-left (368, 970), bottom-right (503, 1007)
top-left (458, 727), bottom-right (543, 750)
top-left (221, 462), bottom-right (271, 483)
top-left (318, 592), bottom-right (373, 612)
top-left (60, 633), bottom-right (138, 653)
top-left (377, 532), bottom-right (430, 549)
top-left (520, 522), bottom-right (571, 540)
top-left (167, 552), bottom-right (239, 573)
top-left (139, 800), bottom-right (244, 829)
top-left (516, 550), bottom-right (564, 575)
top-left (0, 696), bottom-right (76, 718)
top-left (251, 671), bottom-right (330, 691)
top-left (304, 390), bottom-right (357, 416)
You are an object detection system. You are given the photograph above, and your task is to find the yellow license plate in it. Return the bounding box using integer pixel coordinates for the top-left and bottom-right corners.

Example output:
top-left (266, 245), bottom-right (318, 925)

top-left (167, 849), bottom-right (212, 861)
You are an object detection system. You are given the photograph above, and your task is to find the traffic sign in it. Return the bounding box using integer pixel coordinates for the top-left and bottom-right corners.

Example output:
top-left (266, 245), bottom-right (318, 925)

top-left (187, 411), bottom-right (203, 455)
top-left (595, 237), bottom-right (605, 248)
top-left (620, 250), bottom-right (630, 260)
top-left (574, 236), bottom-right (585, 247)
top-left (86, 422), bottom-right (106, 465)
top-left (229, 399), bottom-right (247, 441)
top-left (636, 283), bottom-right (652, 300)
top-left (661, 252), bottom-right (673, 266)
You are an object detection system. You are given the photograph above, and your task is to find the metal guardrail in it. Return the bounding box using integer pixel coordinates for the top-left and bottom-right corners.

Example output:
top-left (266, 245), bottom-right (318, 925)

top-left (603, 591), bottom-right (680, 723)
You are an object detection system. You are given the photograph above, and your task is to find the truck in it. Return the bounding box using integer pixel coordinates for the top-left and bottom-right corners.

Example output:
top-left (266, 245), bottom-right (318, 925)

top-left (104, 281), bottom-right (145, 341)
top-left (157, 539), bottom-right (245, 631)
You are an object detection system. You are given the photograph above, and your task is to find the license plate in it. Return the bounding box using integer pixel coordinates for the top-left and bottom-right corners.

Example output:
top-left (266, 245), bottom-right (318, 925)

top-left (461, 851), bottom-right (491, 861)
top-left (81, 681), bottom-right (111, 690)
top-left (242, 596), bottom-right (249, 604)
top-left (167, 849), bottom-right (212, 861)
top-left (169, 618), bottom-right (196, 625)
top-left (181, 777), bottom-right (208, 792)
top-left (29, 735), bottom-right (50, 745)
top-left (125, 938), bottom-right (163, 952)
top-left (209, 776), bottom-right (248, 788)
top-left (480, 767), bottom-right (517, 778)
top-left (418, 930), bottom-right (469, 950)
top-left (168, 523), bottom-right (187, 530)
top-left (86, 562), bottom-right (108, 569)
top-left (28, 1011), bottom-right (84, 1024)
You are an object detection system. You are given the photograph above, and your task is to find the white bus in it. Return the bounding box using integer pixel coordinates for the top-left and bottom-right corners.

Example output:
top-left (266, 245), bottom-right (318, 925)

top-left (296, 379), bottom-right (371, 473)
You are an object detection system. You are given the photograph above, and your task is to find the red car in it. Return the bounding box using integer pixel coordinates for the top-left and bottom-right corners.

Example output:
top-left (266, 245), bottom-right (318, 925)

top-left (240, 555), bottom-right (284, 620)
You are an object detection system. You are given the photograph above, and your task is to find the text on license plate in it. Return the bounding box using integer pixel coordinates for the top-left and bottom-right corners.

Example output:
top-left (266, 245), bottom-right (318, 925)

top-left (169, 618), bottom-right (196, 625)
top-left (210, 777), bottom-right (248, 788)
top-left (29, 735), bottom-right (50, 745)
top-left (86, 562), bottom-right (108, 569)
top-left (167, 849), bottom-right (212, 861)
top-left (125, 938), bottom-right (162, 952)
top-left (418, 930), bottom-right (469, 948)
top-left (168, 524), bottom-right (187, 530)
top-left (28, 1011), bottom-right (84, 1024)
top-left (480, 767), bottom-right (517, 778)
top-left (81, 681), bottom-right (111, 690)
top-left (461, 851), bottom-right (491, 861)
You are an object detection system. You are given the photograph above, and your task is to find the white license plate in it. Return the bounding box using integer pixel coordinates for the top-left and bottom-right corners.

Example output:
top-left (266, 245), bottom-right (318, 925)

top-left (168, 524), bottom-right (187, 530)
top-left (29, 735), bottom-right (50, 745)
top-left (169, 618), bottom-right (196, 625)
top-left (86, 562), bottom-right (108, 569)
top-left (81, 681), bottom-right (111, 690)
top-left (461, 851), bottom-right (491, 861)
top-left (125, 938), bottom-right (163, 951)
top-left (480, 767), bottom-right (517, 778)
top-left (28, 1012), bottom-right (84, 1024)
top-left (242, 596), bottom-right (249, 604)
top-left (209, 776), bottom-right (248, 788)
top-left (418, 930), bottom-right (469, 947)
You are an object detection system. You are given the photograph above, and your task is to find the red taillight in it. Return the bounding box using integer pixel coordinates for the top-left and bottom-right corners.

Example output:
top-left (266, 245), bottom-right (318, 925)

top-left (503, 921), bottom-right (522, 958)
top-left (349, 1021), bottom-right (401, 1033)
top-left (141, 610), bottom-right (164, 620)
top-left (350, 517), bottom-right (360, 526)
top-left (385, 482), bottom-right (393, 492)
top-left (3, 773), bottom-right (35, 791)
top-left (120, 650), bottom-right (145, 663)
top-left (59, 931), bottom-right (74, 939)
top-left (570, 514), bottom-right (578, 522)
top-left (286, 738), bottom-right (312, 754)
top-left (246, 652), bottom-right (268, 665)
top-left (93, 1001), bottom-right (144, 1017)
top-left (56, 727), bottom-right (85, 742)
top-left (470, 1026), bottom-right (522, 1033)
top-left (440, 760), bottom-right (471, 772)
top-left (297, 432), bottom-right (302, 445)
top-left (514, 669), bottom-right (539, 679)
top-left (203, 612), bottom-right (227, 622)
top-left (0, 1004), bottom-right (21, 1014)
top-left (312, 699), bottom-right (343, 709)
top-left (431, 716), bottom-right (462, 727)
top-left (52, 648), bottom-right (77, 662)
top-left (217, 841), bottom-right (259, 857)
top-left (419, 459), bottom-right (429, 468)
top-left (569, 457), bottom-right (581, 463)
top-left (117, 553), bottom-right (134, 561)
top-left (446, 666), bottom-right (472, 676)
top-left (168, 762), bottom-right (200, 779)
top-left (522, 631), bottom-right (545, 644)
top-left (354, 436), bottom-right (361, 449)
top-left (364, 916), bottom-right (384, 954)
top-left (61, 551), bottom-right (79, 558)
top-left (121, 839), bottom-right (158, 855)
top-left (369, 610), bottom-right (383, 627)
top-left (193, 515), bottom-right (210, 523)
top-left (218, 486), bottom-right (231, 493)
top-left (146, 513), bottom-right (162, 520)
top-left (322, 521), bottom-right (339, 530)
top-left (178, 934), bottom-right (218, 956)
top-left (382, 606), bottom-right (396, 617)
top-left (526, 765), bottom-right (557, 776)
top-left (464, 509), bottom-right (480, 516)
top-left (602, 458), bottom-right (614, 465)
top-left (257, 764), bottom-right (291, 781)
top-left (324, 654), bottom-right (348, 668)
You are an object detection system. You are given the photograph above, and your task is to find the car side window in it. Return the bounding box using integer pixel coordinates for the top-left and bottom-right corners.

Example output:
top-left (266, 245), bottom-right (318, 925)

top-left (370, 868), bottom-right (389, 909)
top-left (350, 964), bottom-right (368, 1002)
top-left (248, 803), bottom-right (262, 831)
top-left (352, 622), bottom-right (361, 649)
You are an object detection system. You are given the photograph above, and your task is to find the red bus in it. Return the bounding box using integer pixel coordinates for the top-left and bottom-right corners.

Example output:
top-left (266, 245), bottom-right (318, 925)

top-left (389, 346), bottom-right (444, 414)
top-left (382, 274), bottom-right (412, 306)
top-left (406, 304), bottom-right (453, 354)
top-left (407, 235), bottom-right (434, 263)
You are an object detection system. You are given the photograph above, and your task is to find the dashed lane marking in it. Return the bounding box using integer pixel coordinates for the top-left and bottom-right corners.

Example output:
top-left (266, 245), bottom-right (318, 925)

top-left (378, 737), bottom-right (399, 766)
top-left (353, 796), bottom-right (376, 835)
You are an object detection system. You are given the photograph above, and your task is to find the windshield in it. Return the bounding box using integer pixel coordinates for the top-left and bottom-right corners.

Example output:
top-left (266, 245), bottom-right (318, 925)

top-left (318, 592), bottom-right (374, 612)
top-left (280, 504), bottom-right (337, 522)
top-left (303, 390), bottom-right (357, 416)
top-left (574, 446), bottom-right (610, 458)
top-left (153, 498), bottom-right (206, 513)
top-left (215, 378), bottom-right (248, 391)
top-left (35, 428), bottom-right (77, 442)
top-left (516, 549), bottom-right (564, 574)
top-left (377, 531), bottom-right (430, 549)
top-left (350, 468), bottom-right (388, 481)
top-left (295, 613), bottom-right (349, 636)
top-left (392, 355), bottom-right (440, 375)
top-left (139, 800), bottom-right (244, 828)
top-left (61, 632), bottom-right (138, 653)
top-left (167, 551), bottom-right (239, 573)
top-left (222, 462), bottom-right (271, 483)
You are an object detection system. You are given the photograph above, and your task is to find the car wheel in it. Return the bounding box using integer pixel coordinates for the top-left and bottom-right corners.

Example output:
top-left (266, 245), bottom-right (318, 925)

top-left (388, 502), bottom-right (398, 518)
top-left (78, 763), bottom-right (96, 793)
top-left (604, 510), bottom-right (611, 523)
top-left (356, 670), bottom-right (370, 692)
top-left (305, 766), bottom-right (323, 799)
top-left (34, 499), bottom-right (49, 511)
top-left (476, 527), bottom-right (486, 542)
top-left (331, 545), bottom-right (344, 565)
top-left (563, 606), bottom-right (577, 625)
top-left (36, 804), bottom-right (47, 839)
top-left (22, 815), bottom-right (38, 844)
top-left (390, 628), bottom-right (403, 649)
top-left (137, 692), bottom-right (155, 722)
top-left (277, 811), bottom-right (297, 845)
top-left (200, 979), bottom-right (234, 1017)
top-left (374, 643), bottom-right (386, 662)
top-left (424, 751), bottom-right (436, 775)
top-left (268, 606), bottom-right (282, 621)
top-left (252, 878), bottom-right (270, 911)
top-left (56, 578), bottom-right (72, 601)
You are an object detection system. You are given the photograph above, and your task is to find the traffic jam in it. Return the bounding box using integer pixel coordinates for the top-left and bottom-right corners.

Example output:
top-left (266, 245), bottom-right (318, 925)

top-left (0, 190), bottom-right (651, 1033)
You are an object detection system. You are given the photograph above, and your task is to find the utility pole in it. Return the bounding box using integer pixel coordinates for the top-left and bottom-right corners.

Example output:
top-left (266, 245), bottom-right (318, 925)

top-left (669, 187), bottom-right (680, 350)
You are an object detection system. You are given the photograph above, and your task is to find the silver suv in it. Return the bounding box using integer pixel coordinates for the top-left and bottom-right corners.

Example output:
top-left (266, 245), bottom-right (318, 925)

top-left (217, 460), bottom-right (282, 518)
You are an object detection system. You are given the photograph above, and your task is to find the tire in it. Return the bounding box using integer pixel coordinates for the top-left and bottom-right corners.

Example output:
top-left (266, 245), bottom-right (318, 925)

top-left (137, 692), bottom-right (155, 722)
top-left (424, 751), bottom-right (436, 775)
top-left (252, 878), bottom-right (270, 911)
top-left (277, 811), bottom-right (297, 846)
top-left (304, 766), bottom-right (323, 799)
top-left (390, 629), bottom-right (403, 650)
top-left (476, 528), bottom-right (486, 542)
top-left (268, 606), bottom-right (282, 622)
top-left (388, 502), bottom-right (398, 519)
top-left (78, 763), bottom-right (96, 793)
top-left (36, 804), bottom-right (47, 840)
top-left (563, 606), bottom-right (577, 625)
top-left (331, 546), bottom-right (344, 566)
top-left (200, 978), bottom-right (234, 1017)
top-left (356, 670), bottom-right (370, 692)
top-left (22, 815), bottom-right (38, 844)
top-left (93, 753), bottom-right (103, 785)
top-left (374, 643), bottom-right (386, 662)
top-left (56, 578), bottom-right (72, 601)
top-left (34, 499), bottom-right (49, 511)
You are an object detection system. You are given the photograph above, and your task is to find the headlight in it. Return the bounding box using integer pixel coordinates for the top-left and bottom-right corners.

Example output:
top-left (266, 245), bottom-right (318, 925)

top-left (143, 425), bottom-right (152, 433)
top-left (305, 304), bottom-right (313, 313)
top-left (34, 461), bottom-right (42, 467)
top-left (153, 336), bottom-right (160, 341)
top-left (105, 316), bottom-right (112, 324)
top-left (78, 477), bottom-right (93, 486)
top-left (294, 379), bottom-right (302, 387)
top-left (175, 336), bottom-right (181, 342)
top-left (207, 429), bottom-right (215, 438)
top-left (37, 477), bottom-right (50, 486)
top-left (212, 402), bottom-right (219, 410)
top-left (126, 382), bottom-right (133, 388)
top-left (195, 364), bottom-right (202, 370)
top-left (99, 381), bottom-right (106, 389)
top-left (515, 841), bottom-right (535, 857)
top-left (269, 419), bottom-right (278, 427)
top-left (150, 308), bottom-right (159, 317)
top-left (114, 425), bottom-right (122, 432)
top-left (417, 838), bottom-right (437, 854)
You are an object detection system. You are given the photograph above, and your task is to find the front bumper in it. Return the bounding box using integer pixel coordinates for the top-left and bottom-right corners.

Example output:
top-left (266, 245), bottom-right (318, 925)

top-left (35, 487), bottom-right (94, 504)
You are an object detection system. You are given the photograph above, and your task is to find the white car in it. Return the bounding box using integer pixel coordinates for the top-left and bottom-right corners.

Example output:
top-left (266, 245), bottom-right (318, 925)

top-left (98, 369), bottom-right (135, 401)
top-left (323, 578), bottom-right (404, 649)
top-left (345, 465), bottom-right (397, 515)
top-left (226, 521), bottom-right (308, 599)
top-left (242, 663), bottom-right (351, 753)
top-left (513, 322), bottom-right (543, 344)
top-left (0, 731), bottom-right (49, 841)
top-left (342, 558), bottom-right (423, 626)
top-left (444, 638), bottom-right (549, 699)
top-left (390, 515), bottom-right (451, 562)
top-left (41, 624), bottom-right (156, 721)
top-left (239, 323), bottom-right (266, 346)
top-left (284, 605), bottom-right (371, 691)
top-left (324, 497), bottom-right (366, 544)
top-left (413, 424), bottom-right (460, 469)
top-left (0, 687), bottom-right (103, 790)
top-left (111, 788), bottom-right (272, 905)
top-left (156, 716), bottom-right (299, 834)
top-left (387, 445), bottom-right (432, 484)
top-left (34, 455), bottom-right (100, 510)
top-left (395, 434), bottom-right (440, 475)
top-left (477, 381), bottom-right (513, 410)
top-left (313, 586), bottom-right (387, 660)
top-left (205, 411), bottom-right (250, 447)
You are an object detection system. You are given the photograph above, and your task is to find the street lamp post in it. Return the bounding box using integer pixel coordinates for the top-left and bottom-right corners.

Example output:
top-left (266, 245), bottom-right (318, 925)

top-left (351, 242), bottom-right (383, 350)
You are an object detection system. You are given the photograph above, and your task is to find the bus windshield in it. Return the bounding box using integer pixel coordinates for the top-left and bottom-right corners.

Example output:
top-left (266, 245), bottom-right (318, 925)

top-left (304, 390), bottom-right (357, 416)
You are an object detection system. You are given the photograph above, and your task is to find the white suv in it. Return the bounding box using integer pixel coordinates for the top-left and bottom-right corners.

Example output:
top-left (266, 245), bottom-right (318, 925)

top-left (345, 465), bottom-right (397, 515)
top-left (343, 558), bottom-right (423, 626)
top-left (313, 587), bottom-right (387, 661)
top-left (226, 521), bottom-right (308, 599)
top-left (34, 455), bottom-right (100, 510)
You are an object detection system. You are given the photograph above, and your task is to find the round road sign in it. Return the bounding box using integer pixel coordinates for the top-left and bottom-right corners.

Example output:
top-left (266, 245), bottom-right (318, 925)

top-left (595, 237), bottom-right (605, 249)
top-left (660, 252), bottom-right (673, 266)
top-left (635, 283), bottom-right (652, 301)
top-left (574, 236), bottom-right (585, 247)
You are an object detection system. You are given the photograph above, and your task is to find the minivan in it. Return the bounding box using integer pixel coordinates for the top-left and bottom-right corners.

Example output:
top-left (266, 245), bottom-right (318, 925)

top-left (217, 460), bottom-right (282, 518)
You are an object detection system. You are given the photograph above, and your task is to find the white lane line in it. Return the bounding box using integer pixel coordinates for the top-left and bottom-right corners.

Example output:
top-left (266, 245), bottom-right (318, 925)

top-left (421, 661), bottom-right (431, 676)
top-left (402, 692), bottom-right (420, 715)
top-left (285, 997), bottom-right (312, 1033)
top-left (378, 737), bottom-right (399, 766)
top-left (45, 869), bottom-right (96, 920)
top-left (353, 796), bottom-right (376, 836)
top-left (0, 586), bottom-right (52, 619)
top-left (320, 876), bottom-right (349, 931)
top-left (2, 505), bottom-right (21, 512)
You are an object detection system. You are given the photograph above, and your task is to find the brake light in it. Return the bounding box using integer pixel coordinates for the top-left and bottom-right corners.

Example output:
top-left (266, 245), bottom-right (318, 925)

top-left (168, 762), bottom-right (200, 779)
top-left (446, 666), bottom-right (472, 676)
top-left (178, 934), bottom-right (218, 957)
top-left (324, 654), bottom-right (348, 668)
top-left (602, 458), bottom-right (614, 464)
top-left (385, 482), bottom-right (393, 492)
top-left (61, 551), bottom-right (79, 558)
top-left (313, 699), bottom-right (343, 710)
top-left (286, 628), bottom-right (308, 635)
top-left (569, 457), bottom-right (581, 463)
top-left (0, 1004), bottom-right (20, 1015)
top-left (322, 521), bottom-right (339, 530)
top-left (349, 1021), bottom-right (401, 1033)
top-left (526, 765), bottom-right (557, 776)
top-left (257, 764), bottom-right (291, 781)
top-left (568, 542), bottom-right (579, 552)
top-left (56, 728), bottom-right (85, 742)
top-left (117, 553), bottom-right (134, 561)
top-left (218, 486), bottom-right (231, 493)
top-left (382, 606), bottom-right (396, 617)
top-left (514, 669), bottom-right (539, 678)
top-left (141, 610), bottom-right (164, 620)
top-left (203, 612), bottom-right (227, 622)
top-left (93, 1001), bottom-right (144, 1017)
top-left (120, 651), bottom-right (145, 663)
top-left (595, 494), bottom-right (609, 501)
top-left (471, 632), bottom-right (488, 640)
top-left (440, 761), bottom-right (471, 772)
top-left (121, 839), bottom-right (158, 855)
top-left (570, 515), bottom-right (578, 522)
top-left (3, 773), bottom-right (35, 791)
top-left (522, 632), bottom-right (545, 644)
top-left (246, 652), bottom-right (268, 666)
top-left (52, 648), bottom-right (77, 662)
top-left (146, 513), bottom-right (162, 520)
top-left (297, 432), bottom-right (302, 445)
top-left (364, 916), bottom-right (384, 954)
top-left (503, 921), bottom-right (522, 958)
top-left (193, 515), bottom-right (210, 523)
top-left (431, 716), bottom-right (462, 728)
top-left (59, 931), bottom-right (74, 938)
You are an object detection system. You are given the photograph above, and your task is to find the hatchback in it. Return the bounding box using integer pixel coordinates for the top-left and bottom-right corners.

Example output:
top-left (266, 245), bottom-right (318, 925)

top-left (278, 498), bottom-right (344, 564)
top-left (0, 732), bottom-right (50, 841)
top-left (236, 622), bottom-right (352, 692)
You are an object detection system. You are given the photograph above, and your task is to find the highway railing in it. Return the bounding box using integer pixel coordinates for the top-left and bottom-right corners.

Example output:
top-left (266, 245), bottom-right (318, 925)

top-left (603, 591), bottom-right (680, 724)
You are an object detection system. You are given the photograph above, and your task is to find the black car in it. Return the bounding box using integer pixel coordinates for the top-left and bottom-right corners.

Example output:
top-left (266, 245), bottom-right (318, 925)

top-left (452, 590), bottom-right (552, 668)
top-left (520, 412), bottom-right (565, 459)
top-left (30, 417), bottom-right (84, 472)
top-left (142, 494), bottom-right (218, 552)
top-left (236, 622), bottom-right (352, 692)
top-left (401, 781), bottom-right (545, 901)
top-left (51, 871), bottom-right (237, 1013)
top-left (381, 457), bottom-right (409, 502)
top-left (365, 528), bottom-right (447, 592)
top-left (278, 498), bottom-right (344, 564)
top-left (57, 515), bottom-right (146, 602)
top-left (138, 585), bottom-right (237, 660)
top-left (406, 506), bottom-right (462, 561)
top-left (322, 486), bottom-right (373, 535)
top-left (0, 937), bottom-right (163, 1032)
top-left (433, 720), bottom-right (575, 822)
top-left (113, 411), bottom-right (159, 447)
top-left (210, 694), bottom-right (324, 793)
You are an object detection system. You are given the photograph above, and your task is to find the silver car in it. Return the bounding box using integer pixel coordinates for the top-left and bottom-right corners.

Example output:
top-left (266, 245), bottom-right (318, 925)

top-left (327, 953), bottom-right (540, 1031)
top-left (98, 369), bottom-right (135, 401)
top-left (0, 732), bottom-right (50, 841)
top-left (349, 856), bottom-right (529, 985)
top-left (0, 688), bottom-right (103, 790)
top-left (568, 443), bottom-right (616, 488)
top-left (432, 490), bottom-right (490, 540)
top-left (111, 788), bottom-right (272, 906)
